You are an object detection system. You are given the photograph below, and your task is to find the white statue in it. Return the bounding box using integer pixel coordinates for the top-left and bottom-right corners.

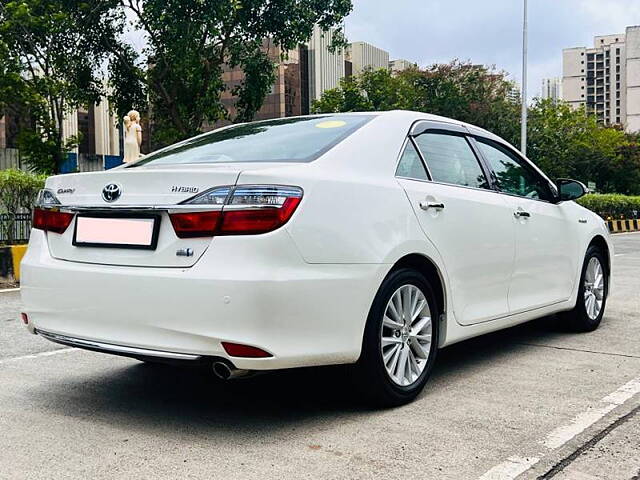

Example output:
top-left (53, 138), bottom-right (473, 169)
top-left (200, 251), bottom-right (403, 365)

top-left (123, 110), bottom-right (142, 163)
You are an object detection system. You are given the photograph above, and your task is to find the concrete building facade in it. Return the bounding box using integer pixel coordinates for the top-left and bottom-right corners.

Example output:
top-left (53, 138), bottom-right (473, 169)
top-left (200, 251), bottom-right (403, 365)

top-left (346, 41), bottom-right (390, 76)
top-left (306, 26), bottom-right (345, 108)
top-left (389, 59), bottom-right (416, 75)
top-left (562, 26), bottom-right (640, 132)
top-left (541, 77), bottom-right (561, 103)
top-left (0, 96), bottom-right (122, 172)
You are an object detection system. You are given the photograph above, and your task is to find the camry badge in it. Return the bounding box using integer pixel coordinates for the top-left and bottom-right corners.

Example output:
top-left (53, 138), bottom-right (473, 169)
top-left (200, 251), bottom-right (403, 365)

top-left (102, 183), bottom-right (122, 202)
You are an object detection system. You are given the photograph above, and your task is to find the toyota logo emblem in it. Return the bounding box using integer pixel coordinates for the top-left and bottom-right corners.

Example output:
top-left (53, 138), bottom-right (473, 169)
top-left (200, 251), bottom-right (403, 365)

top-left (102, 183), bottom-right (122, 202)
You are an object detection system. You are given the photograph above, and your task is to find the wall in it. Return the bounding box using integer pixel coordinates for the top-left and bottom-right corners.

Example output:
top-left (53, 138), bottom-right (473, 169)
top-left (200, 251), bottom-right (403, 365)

top-left (627, 26), bottom-right (640, 133)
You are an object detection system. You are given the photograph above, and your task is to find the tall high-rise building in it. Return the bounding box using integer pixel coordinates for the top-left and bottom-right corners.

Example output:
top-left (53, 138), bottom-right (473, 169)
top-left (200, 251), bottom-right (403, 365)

top-left (562, 25), bottom-right (640, 132)
top-left (541, 77), bottom-right (561, 103)
top-left (346, 41), bottom-right (390, 76)
top-left (306, 26), bottom-right (346, 108)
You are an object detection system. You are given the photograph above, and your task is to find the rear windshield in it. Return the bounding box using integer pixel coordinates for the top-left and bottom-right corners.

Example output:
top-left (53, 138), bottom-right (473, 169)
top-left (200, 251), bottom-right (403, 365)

top-left (129, 115), bottom-right (374, 167)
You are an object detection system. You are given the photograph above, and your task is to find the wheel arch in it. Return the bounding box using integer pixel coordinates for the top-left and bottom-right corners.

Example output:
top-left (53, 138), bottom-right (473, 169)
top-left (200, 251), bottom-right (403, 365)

top-left (389, 253), bottom-right (447, 346)
top-left (588, 235), bottom-right (611, 276)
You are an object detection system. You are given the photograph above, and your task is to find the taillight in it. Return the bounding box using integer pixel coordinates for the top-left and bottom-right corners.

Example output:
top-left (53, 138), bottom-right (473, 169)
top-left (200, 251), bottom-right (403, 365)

top-left (169, 211), bottom-right (222, 239)
top-left (169, 185), bottom-right (302, 238)
top-left (33, 208), bottom-right (74, 234)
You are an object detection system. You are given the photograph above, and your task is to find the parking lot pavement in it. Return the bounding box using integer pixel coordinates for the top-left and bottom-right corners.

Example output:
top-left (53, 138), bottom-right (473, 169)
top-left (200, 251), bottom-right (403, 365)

top-left (1, 233), bottom-right (639, 480)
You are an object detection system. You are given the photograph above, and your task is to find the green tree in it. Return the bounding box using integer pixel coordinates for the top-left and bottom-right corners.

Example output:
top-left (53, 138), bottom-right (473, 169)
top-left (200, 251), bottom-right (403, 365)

top-left (526, 98), bottom-right (637, 193)
top-left (0, 0), bottom-right (129, 174)
top-left (312, 61), bottom-right (521, 147)
top-left (121, 0), bottom-right (352, 146)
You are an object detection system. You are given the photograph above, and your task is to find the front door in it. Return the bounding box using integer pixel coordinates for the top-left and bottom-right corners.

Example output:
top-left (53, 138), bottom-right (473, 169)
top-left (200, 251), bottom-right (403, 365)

top-left (473, 138), bottom-right (577, 312)
top-left (396, 126), bottom-right (515, 325)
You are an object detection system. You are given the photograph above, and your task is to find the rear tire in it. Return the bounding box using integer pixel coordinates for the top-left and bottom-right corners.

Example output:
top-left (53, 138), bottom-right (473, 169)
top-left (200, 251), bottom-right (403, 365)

top-left (353, 268), bottom-right (439, 407)
top-left (561, 245), bottom-right (608, 332)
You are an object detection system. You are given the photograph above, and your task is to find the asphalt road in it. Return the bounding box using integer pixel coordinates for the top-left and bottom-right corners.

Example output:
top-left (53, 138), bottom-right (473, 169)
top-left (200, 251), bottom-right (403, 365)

top-left (1, 233), bottom-right (639, 480)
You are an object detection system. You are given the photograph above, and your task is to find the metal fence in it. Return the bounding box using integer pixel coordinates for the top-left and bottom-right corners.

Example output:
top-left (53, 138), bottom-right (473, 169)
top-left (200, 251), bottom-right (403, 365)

top-left (0, 213), bottom-right (32, 245)
top-left (0, 148), bottom-right (24, 171)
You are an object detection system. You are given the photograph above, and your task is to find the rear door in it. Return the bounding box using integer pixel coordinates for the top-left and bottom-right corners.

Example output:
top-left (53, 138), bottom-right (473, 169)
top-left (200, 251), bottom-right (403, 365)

top-left (472, 136), bottom-right (578, 312)
top-left (396, 122), bottom-right (515, 325)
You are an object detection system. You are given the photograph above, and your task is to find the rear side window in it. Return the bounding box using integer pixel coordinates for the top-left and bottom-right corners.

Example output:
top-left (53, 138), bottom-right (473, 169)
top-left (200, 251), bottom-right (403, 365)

top-left (476, 139), bottom-right (553, 201)
top-left (129, 115), bottom-right (374, 167)
top-left (396, 140), bottom-right (428, 180)
top-left (413, 133), bottom-right (489, 189)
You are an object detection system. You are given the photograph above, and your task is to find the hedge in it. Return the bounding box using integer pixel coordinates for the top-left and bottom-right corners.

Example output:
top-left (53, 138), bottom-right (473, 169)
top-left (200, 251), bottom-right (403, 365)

top-left (577, 193), bottom-right (640, 220)
top-left (0, 169), bottom-right (46, 245)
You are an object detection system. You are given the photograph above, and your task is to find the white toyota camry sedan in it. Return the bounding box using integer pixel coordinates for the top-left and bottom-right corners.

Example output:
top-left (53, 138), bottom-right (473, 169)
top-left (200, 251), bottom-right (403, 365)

top-left (22, 110), bottom-right (612, 405)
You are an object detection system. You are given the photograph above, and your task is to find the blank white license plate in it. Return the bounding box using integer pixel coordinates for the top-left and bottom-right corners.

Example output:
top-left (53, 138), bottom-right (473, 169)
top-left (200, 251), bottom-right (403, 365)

top-left (74, 216), bottom-right (158, 249)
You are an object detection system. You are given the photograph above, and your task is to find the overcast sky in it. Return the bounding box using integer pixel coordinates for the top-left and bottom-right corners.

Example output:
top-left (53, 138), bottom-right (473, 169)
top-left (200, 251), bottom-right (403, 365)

top-left (345, 0), bottom-right (640, 100)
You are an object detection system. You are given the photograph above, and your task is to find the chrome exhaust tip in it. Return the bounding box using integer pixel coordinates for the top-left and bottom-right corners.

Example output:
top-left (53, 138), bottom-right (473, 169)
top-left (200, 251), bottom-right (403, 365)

top-left (212, 361), bottom-right (252, 380)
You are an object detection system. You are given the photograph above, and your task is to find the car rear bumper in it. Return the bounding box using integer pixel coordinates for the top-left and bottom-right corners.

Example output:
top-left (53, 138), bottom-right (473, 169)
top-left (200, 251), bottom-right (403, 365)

top-left (21, 230), bottom-right (387, 370)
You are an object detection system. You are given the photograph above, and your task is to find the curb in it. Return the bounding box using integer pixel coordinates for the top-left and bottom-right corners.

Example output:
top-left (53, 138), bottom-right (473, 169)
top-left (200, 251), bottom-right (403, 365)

top-left (0, 245), bottom-right (27, 282)
top-left (607, 219), bottom-right (640, 233)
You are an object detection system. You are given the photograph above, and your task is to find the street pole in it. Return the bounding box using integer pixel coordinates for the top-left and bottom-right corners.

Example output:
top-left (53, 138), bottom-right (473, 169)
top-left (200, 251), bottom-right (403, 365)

top-left (521, 0), bottom-right (528, 156)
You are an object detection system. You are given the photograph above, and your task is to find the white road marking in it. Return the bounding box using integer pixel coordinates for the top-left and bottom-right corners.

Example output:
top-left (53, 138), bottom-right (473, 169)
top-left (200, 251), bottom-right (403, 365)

top-left (542, 375), bottom-right (640, 449)
top-left (478, 374), bottom-right (640, 479)
top-left (478, 456), bottom-right (541, 480)
top-left (543, 404), bottom-right (617, 450)
top-left (0, 287), bottom-right (20, 293)
top-left (0, 348), bottom-right (76, 365)
top-left (602, 377), bottom-right (640, 405)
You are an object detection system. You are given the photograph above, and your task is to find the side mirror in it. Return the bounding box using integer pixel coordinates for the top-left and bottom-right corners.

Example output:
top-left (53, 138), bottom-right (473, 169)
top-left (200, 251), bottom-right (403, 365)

top-left (556, 179), bottom-right (589, 202)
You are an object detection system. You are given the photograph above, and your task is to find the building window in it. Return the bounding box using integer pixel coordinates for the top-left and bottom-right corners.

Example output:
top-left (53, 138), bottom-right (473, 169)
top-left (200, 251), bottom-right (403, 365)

top-left (616, 117), bottom-right (621, 123)
top-left (616, 48), bottom-right (620, 54)
top-left (616, 82), bottom-right (620, 89)
top-left (616, 100), bottom-right (620, 106)
top-left (581, 60), bottom-right (584, 64)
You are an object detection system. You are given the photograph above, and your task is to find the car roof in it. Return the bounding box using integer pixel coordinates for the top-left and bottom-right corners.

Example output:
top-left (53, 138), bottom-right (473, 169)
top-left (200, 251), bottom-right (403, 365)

top-left (324, 110), bottom-right (499, 139)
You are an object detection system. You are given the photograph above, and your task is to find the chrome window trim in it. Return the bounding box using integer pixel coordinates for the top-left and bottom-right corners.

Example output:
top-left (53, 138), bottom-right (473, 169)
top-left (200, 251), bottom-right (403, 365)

top-left (395, 176), bottom-right (505, 195)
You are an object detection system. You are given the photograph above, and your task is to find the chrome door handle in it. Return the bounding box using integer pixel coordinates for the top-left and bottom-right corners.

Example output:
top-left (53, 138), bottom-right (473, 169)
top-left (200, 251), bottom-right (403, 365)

top-left (420, 201), bottom-right (445, 211)
top-left (514, 210), bottom-right (530, 218)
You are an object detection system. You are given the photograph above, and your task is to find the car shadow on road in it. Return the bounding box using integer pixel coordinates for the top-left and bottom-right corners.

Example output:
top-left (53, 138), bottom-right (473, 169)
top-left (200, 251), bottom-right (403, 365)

top-left (26, 314), bottom-right (584, 434)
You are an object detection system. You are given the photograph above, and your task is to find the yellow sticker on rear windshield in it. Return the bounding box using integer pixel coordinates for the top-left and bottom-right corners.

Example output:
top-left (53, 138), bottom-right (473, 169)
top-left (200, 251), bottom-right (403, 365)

top-left (315, 120), bottom-right (347, 129)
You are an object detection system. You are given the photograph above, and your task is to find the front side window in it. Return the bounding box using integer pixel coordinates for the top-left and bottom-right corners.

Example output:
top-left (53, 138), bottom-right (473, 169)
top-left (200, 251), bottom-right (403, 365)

top-left (413, 133), bottom-right (489, 189)
top-left (395, 140), bottom-right (428, 180)
top-left (476, 139), bottom-right (553, 201)
top-left (129, 115), bottom-right (374, 167)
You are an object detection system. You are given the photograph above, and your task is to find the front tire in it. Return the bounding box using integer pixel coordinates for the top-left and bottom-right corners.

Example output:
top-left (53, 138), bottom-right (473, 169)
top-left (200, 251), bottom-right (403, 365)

top-left (353, 268), bottom-right (439, 407)
top-left (562, 245), bottom-right (608, 332)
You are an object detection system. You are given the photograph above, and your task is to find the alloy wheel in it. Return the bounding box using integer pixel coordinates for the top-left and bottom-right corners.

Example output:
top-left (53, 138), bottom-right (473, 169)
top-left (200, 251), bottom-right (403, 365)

top-left (380, 284), bottom-right (433, 386)
top-left (584, 256), bottom-right (605, 320)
